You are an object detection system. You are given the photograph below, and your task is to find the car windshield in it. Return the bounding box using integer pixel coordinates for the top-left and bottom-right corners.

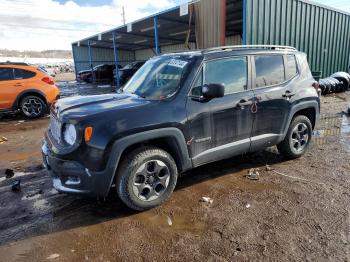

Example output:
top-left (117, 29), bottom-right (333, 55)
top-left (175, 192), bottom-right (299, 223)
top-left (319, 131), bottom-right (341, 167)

top-left (122, 56), bottom-right (194, 100)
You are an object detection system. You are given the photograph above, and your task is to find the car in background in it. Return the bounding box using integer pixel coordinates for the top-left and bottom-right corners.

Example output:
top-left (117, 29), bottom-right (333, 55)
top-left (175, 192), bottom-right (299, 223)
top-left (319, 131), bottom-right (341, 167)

top-left (113, 61), bottom-right (145, 86)
top-left (0, 62), bottom-right (60, 119)
top-left (77, 64), bottom-right (121, 83)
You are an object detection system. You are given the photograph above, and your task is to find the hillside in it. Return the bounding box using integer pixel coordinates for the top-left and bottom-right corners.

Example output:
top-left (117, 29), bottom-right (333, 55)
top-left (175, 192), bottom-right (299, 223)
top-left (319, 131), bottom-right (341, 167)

top-left (0, 49), bottom-right (72, 59)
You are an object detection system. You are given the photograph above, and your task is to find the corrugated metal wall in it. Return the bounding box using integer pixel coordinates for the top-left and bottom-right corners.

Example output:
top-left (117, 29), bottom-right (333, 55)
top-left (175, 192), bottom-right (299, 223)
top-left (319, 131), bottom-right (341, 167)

top-left (72, 45), bottom-right (135, 73)
top-left (194, 0), bottom-right (223, 48)
top-left (226, 35), bottom-right (242, 45)
top-left (245, 0), bottom-right (350, 77)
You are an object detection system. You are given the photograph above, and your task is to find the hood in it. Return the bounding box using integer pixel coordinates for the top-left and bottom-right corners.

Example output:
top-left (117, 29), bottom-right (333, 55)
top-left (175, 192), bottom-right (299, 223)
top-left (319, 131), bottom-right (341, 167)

top-left (52, 93), bottom-right (151, 121)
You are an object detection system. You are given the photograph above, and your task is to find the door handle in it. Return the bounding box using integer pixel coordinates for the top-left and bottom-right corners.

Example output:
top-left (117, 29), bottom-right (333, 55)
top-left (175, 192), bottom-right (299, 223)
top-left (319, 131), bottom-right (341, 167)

top-left (236, 99), bottom-right (253, 108)
top-left (282, 90), bottom-right (295, 98)
top-left (14, 83), bottom-right (23, 87)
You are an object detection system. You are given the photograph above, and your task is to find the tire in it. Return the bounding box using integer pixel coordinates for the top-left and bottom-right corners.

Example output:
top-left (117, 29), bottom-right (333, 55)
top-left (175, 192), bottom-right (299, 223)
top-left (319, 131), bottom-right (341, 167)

top-left (20, 95), bottom-right (47, 119)
top-left (277, 115), bottom-right (312, 159)
top-left (116, 146), bottom-right (178, 211)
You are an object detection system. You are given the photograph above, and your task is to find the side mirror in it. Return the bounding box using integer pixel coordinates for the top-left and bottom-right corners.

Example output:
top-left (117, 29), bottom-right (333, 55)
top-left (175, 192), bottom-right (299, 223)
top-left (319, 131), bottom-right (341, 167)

top-left (202, 83), bottom-right (225, 99)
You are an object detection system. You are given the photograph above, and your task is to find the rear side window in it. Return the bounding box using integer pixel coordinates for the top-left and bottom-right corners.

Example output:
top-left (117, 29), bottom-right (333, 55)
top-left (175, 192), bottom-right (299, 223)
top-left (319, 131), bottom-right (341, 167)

top-left (285, 55), bottom-right (298, 80)
top-left (204, 57), bottom-right (247, 94)
top-left (14, 69), bottom-right (36, 80)
top-left (255, 55), bottom-right (285, 88)
top-left (0, 68), bottom-right (14, 81)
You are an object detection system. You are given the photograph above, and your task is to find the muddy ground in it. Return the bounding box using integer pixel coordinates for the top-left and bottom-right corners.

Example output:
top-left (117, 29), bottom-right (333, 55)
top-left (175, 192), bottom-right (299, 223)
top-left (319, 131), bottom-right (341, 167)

top-left (0, 89), bottom-right (349, 261)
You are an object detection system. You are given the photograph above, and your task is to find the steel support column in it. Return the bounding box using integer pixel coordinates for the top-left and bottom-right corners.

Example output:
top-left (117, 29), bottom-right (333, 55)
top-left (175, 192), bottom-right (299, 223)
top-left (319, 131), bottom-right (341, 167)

top-left (154, 16), bottom-right (160, 55)
top-left (242, 0), bottom-right (247, 45)
top-left (71, 44), bottom-right (79, 80)
top-left (88, 40), bottom-right (95, 83)
top-left (112, 31), bottom-right (121, 89)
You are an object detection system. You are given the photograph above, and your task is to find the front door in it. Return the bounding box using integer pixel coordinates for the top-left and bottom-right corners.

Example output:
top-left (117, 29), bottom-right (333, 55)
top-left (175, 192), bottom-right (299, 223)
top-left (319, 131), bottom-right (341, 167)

top-left (186, 56), bottom-right (255, 167)
top-left (250, 54), bottom-right (298, 151)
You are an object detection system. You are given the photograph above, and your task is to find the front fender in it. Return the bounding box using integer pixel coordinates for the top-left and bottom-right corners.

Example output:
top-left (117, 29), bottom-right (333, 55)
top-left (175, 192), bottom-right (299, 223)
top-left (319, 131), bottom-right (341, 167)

top-left (92, 127), bottom-right (192, 197)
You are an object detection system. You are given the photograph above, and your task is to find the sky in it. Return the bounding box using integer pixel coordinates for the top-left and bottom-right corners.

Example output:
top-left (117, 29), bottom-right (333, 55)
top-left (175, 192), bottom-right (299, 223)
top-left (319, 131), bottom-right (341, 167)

top-left (0, 0), bottom-right (349, 51)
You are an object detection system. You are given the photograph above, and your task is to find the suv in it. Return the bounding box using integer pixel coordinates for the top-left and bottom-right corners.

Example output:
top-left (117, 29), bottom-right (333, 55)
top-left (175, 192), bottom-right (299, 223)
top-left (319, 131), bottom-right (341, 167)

top-left (42, 46), bottom-right (320, 211)
top-left (0, 62), bottom-right (60, 118)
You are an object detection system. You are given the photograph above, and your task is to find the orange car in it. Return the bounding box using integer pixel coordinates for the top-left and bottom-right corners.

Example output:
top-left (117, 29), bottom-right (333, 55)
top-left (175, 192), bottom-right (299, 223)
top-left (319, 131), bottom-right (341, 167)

top-left (0, 62), bottom-right (60, 118)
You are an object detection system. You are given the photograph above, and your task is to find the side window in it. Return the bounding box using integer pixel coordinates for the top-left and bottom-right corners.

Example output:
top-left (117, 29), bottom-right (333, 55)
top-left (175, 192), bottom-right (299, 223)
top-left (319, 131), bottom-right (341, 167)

top-left (204, 57), bottom-right (247, 94)
top-left (255, 55), bottom-right (285, 88)
top-left (190, 69), bottom-right (203, 96)
top-left (285, 55), bottom-right (298, 80)
top-left (14, 69), bottom-right (36, 80)
top-left (0, 68), bottom-right (14, 81)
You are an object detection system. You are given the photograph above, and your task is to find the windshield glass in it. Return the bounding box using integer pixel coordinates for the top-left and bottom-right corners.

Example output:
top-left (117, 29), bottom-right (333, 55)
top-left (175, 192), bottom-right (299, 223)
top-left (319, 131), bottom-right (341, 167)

top-left (122, 56), bottom-right (195, 100)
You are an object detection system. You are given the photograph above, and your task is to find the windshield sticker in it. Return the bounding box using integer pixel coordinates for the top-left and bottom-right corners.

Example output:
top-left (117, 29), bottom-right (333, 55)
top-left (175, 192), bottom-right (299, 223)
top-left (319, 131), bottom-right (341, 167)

top-left (168, 59), bottom-right (188, 68)
top-left (157, 74), bottom-right (180, 80)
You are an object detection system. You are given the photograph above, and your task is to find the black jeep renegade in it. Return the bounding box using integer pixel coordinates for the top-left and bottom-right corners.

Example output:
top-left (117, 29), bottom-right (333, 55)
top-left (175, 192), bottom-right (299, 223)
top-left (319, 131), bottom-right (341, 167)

top-left (42, 46), bottom-right (320, 211)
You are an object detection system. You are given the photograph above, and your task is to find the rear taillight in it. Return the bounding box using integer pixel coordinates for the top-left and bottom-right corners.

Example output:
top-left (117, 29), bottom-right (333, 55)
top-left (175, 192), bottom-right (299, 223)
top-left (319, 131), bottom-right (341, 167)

top-left (42, 77), bottom-right (54, 85)
top-left (312, 82), bottom-right (321, 96)
top-left (312, 82), bottom-right (320, 91)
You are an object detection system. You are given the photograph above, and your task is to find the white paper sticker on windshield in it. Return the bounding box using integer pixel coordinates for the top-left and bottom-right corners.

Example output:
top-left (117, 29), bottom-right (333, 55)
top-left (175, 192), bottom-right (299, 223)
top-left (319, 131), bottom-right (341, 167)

top-left (168, 59), bottom-right (188, 68)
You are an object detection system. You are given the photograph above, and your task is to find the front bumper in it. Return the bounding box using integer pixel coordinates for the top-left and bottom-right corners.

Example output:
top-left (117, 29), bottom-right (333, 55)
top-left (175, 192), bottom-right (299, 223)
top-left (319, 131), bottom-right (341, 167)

top-left (42, 142), bottom-right (113, 197)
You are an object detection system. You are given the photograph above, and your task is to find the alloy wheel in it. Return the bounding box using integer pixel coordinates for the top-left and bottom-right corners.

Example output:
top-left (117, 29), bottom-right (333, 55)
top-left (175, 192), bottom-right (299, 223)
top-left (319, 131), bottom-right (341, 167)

top-left (132, 160), bottom-right (170, 201)
top-left (290, 123), bottom-right (309, 153)
top-left (22, 97), bottom-right (43, 117)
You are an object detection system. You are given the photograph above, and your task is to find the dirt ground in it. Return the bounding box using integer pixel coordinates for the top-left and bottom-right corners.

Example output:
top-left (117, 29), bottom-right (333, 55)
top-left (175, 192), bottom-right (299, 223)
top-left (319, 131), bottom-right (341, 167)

top-left (0, 90), bottom-right (350, 261)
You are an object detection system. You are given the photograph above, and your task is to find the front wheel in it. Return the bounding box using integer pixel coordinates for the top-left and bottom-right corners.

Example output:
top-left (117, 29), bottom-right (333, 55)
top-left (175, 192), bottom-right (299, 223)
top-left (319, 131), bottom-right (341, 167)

top-left (277, 115), bottom-right (312, 159)
top-left (116, 147), bottom-right (178, 211)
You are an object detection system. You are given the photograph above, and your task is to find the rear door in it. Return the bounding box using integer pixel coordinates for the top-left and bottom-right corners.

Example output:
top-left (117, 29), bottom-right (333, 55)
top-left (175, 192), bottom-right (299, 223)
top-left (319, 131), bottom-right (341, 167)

top-left (250, 54), bottom-right (298, 150)
top-left (0, 67), bottom-right (16, 109)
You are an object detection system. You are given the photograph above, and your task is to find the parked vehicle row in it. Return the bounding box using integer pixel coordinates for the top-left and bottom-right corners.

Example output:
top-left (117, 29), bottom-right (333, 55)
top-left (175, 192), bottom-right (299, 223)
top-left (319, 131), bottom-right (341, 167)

top-left (42, 46), bottom-right (320, 211)
top-left (319, 72), bottom-right (350, 95)
top-left (0, 62), bottom-right (60, 118)
top-left (77, 61), bottom-right (145, 86)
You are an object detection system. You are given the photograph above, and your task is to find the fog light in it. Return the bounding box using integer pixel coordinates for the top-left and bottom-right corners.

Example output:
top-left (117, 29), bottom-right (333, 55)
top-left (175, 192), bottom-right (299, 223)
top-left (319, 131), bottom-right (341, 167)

top-left (66, 176), bottom-right (80, 185)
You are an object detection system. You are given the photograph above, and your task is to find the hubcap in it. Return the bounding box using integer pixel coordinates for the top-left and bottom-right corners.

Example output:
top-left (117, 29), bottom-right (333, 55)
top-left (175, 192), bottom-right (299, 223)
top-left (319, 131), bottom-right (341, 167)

top-left (132, 160), bottom-right (170, 201)
top-left (22, 98), bottom-right (43, 117)
top-left (290, 123), bottom-right (309, 153)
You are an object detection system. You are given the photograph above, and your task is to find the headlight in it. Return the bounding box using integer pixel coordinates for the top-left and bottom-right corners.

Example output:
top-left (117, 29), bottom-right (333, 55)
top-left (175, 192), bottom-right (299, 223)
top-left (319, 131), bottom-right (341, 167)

top-left (63, 124), bottom-right (77, 146)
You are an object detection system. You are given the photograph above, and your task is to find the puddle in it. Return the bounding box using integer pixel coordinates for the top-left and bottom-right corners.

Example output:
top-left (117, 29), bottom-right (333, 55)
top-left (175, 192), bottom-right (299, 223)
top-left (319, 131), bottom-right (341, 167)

top-left (135, 212), bottom-right (206, 233)
top-left (313, 114), bottom-right (350, 152)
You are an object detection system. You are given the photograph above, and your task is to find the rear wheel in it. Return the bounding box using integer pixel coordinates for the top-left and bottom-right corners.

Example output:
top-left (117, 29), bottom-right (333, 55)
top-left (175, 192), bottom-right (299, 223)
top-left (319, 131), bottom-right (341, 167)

top-left (277, 115), bottom-right (312, 159)
top-left (20, 95), bottom-right (47, 119)
top-left (116, 147), bottom-right (178, 211)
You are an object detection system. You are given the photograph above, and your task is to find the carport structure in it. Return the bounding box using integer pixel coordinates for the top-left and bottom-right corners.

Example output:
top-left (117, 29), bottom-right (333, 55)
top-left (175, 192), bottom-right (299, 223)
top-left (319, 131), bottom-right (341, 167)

top-left (72, 0), bottom-right (350, 85)
top-left (72, 5), bottom-right (197, 87)
top-left (72, 0), bottom-right (243, 87)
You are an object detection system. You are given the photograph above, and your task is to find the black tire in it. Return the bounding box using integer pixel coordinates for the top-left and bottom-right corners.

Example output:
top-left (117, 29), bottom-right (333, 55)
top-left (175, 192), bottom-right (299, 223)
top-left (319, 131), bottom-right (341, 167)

top-left (116, 146), bottom-right (178, 211)
top-left (19, 95), bottom-right (47, 119)
top-left (277, 115), bottom-right (312, 159)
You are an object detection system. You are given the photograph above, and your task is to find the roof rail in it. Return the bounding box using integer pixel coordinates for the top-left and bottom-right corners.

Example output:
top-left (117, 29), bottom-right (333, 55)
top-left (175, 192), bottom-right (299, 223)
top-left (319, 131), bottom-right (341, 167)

top-left (205, 45), bottom-right (297, 52)
top-left (0, 61), bottom-right (29, 66)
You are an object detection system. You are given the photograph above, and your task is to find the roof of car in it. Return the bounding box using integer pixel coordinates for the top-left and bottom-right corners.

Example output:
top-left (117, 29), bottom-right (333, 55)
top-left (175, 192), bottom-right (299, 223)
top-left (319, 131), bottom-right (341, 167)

top-left (0, 62), bottom-right (30, 66)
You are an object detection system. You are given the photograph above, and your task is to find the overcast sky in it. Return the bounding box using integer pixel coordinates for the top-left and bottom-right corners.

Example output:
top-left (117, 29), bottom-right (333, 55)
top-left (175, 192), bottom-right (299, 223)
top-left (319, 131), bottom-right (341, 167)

top-left (0, 0), bottom-right (349, 51)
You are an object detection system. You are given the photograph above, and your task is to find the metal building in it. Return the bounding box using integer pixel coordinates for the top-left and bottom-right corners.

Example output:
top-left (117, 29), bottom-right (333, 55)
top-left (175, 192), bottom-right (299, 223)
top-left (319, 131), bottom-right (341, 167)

top-left (72, 0), bottom-right (350, 85)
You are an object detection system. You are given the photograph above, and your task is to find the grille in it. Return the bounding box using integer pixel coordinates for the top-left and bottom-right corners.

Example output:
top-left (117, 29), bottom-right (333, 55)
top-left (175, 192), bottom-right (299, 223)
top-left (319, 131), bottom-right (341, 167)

top-left (49, 114), bottom-right (61, 142)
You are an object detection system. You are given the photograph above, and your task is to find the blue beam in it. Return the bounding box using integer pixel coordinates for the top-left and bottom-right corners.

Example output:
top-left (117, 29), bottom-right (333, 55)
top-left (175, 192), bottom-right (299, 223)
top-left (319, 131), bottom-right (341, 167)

top-left (242, 0), bottom-right (247, 45)
top-left (71, 44), bottom-right (78, 80)
top-left (112, 31), bottom-right (121, 89)
top-left (154, 16), bottom-right (160, 55)
top-left (88, 40), bottom-right (96, 83)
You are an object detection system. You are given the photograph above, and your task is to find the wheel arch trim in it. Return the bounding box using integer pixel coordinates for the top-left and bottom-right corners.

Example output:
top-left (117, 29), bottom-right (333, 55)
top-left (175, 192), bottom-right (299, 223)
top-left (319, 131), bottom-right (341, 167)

top-left (94, 127), bottom-right (192, 197)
